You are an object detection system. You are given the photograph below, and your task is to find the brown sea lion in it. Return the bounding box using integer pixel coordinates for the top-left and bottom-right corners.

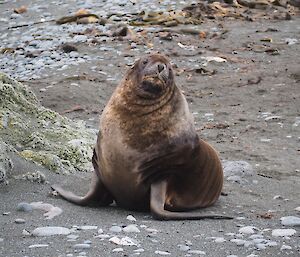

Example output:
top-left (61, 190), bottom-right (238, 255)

top-left (52, 54), bottom-right (231, 220)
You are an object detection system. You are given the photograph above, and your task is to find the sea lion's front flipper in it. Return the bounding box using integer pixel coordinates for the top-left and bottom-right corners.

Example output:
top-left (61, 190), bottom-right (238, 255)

top-left (150, 180), bottom-right (232, 220)
top-left (52, 172), bottom-right (113, 207)
top-left (51, 149), bottom-right (113, 207)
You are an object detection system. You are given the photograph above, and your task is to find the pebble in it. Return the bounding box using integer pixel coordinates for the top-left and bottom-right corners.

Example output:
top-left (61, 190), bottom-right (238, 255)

top-left (214, 237), bottom-right (226, 243)
top-left (271, 228), bottom-right (296, 237)
top-left (95, 234), bottom-right (110, 239)
top-left (98, 228), bottom-right (104, 234)
top-left (67, 234), bottom-right (79, 240)
top-left (0, 238), bottom-right (3, 242)
top-left (230, 239), bottom-right (246, 246)
top-left (73, 244), bottom-right (91, 249)
top-left (126, 215), bottom-right (136, 222)
top-left (123, 224), bottom-right (140, 233)
top-left (280, 244), bottom-right (292, 250)
top-left (22, 229), bottom-right (30, 236)
top-left (178, 244), bottom-right (190, 251)
top-left (255, 243), bottom-right (266, 250)
top-left (155, 250), bottom-right (171, 255)
top-left (79, 225), bottom-right (98, 230)
top-left (17, 202), bottom-right (33, 212)
top-left (226, 255), bottom-right (238, 257)
top-left (110, 226), bottom-right (122, 233)
top-left (280, 216), bottom-right (300, 226)
top-left (112, 248), bottom-right (124, 252)
top-left (28, 244), bottom-right (49, 248)
top-left (295, 206), bottom-right (300, 212)
top-left (32, 226), bottom-right (71, 236)
top-left (109, 236), bottom-right (138, 246)
top-left (15, 218), bottom-right (26, 224)
top-left (187, 250), bottom-right (206, 255)
top-left (239, 226), bottom-right (256, 234)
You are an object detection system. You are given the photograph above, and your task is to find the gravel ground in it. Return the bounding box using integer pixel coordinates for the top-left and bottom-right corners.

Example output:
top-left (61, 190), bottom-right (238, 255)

top-left (0, 0), bottom-right (300, 257)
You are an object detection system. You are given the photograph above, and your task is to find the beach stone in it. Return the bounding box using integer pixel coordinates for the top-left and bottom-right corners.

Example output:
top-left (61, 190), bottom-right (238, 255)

top-left (15, 218), bottom-right (26, 224)
top-left (32, 226), bottom-right (70, 236)
top-left (187, 250), bottom-right (206, 255)
top-left (272, 229), bottom-right (296, 237)
top-left (28, 244), bottom-right (49, 248)
top-left (222, 160), bottom-right (254, 184)
top-left (155, 250), bottom-right (171, 255)
top-left (126, 215), bottom-right (136, 222)
top-left (239, 226), bottom-right (256, 234)
top-left (280, 216), bottom-right (300, 226)
top-left (214, 237), bottom-right (226, 243)
top-left (112, 248), bottom-right (124, 252)
top-left (110, 226), bottom-right (122, 233)
top-left (295, 206), bottom-right (300, 212)
top-left (230, 239), bottom-right (246, 246)
top-left (123, 224), bottom-right (140, 233)
top-left (17, 202), bottom-right (33, 212)
top-left (79, 225), bottom-right (98, 230)
top-left (281, 244), bottom-right (292, 250)
top-left (178, 244), bottom-right (190, 251)
top-left (73, 244), bottom-right (91, 249)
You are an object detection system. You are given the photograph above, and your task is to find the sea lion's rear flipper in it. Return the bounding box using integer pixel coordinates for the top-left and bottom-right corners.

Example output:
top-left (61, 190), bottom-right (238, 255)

top-left (150, 180), bottom-right (232, 220)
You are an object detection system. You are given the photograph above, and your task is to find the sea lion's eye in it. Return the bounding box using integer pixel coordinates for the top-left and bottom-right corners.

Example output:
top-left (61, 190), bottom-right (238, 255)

top-left (142, 59), bottom-right (148, 65)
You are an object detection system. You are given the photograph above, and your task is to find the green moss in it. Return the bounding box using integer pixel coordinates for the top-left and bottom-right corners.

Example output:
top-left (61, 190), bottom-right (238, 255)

top-left (0, 73), bottom-right (96, 174)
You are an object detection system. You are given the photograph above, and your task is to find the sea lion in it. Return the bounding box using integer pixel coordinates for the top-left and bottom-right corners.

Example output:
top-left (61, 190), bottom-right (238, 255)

top-left (52, 54), bottom-right (231, 220)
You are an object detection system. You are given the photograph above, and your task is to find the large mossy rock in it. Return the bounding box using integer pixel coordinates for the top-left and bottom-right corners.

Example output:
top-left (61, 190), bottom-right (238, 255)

top-left (0, 73), bottom-right (97, 175)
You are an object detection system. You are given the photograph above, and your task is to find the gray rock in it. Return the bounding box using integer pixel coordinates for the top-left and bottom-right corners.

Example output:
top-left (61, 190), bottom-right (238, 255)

top-left (15, 218), bottom-right (26, 224)
top-left (280, 216), bottom-right (300, 226)
top-left (123, 224), bottom-right (140, 233)
top-left (110, 226), bottom-right (122, 233)
top-left (272, 229), bottom-right (296, 237)
top-left (73, 244), bottom-right (91, 249)
top-left (32, 226), bottom-right (71, 236)
top-left (222, 160), bottom-right (255, 184)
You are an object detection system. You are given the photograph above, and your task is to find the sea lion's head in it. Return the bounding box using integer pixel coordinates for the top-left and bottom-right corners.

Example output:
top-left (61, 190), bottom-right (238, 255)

top-left (127, 54), bottom-right (174, 100)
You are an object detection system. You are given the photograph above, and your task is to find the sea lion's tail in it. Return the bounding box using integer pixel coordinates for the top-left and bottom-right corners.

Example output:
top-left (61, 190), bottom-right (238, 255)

top-left (150, 180), bottom-right (233, 220)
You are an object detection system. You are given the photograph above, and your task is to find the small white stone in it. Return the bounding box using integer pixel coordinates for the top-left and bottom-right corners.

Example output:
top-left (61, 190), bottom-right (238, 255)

top-left (178, 244), bottom-right (190, 251)
top-left (280, 244), bottom-right (292, 250)
top-left (230, 239), bottom-right (246, 246)
top-left (32, 226), bottom-right (70, 236)
top-left (187, 250), bottom-right (206, 255)
top-left (110, 226), bottom-right (122, 233)
top-left (246, 254), bottom-right (258, 257)
top-left (295, 206), bottom-right (300, 212)
top-left (155, 250), bottom-right (171, 255)
top-left (248, 234), bottom-right (263, 240)
top-left (94, 234), bottom-right (110, 239)
top-left (273, 195), bottom-right (283, 200)
top-left (73, 244), bottom-right (91, 249)
top-left (112, 248), bottom-right (123, 252)
top-left (252, 239), bottom-right (266, 244)
top-left (226, 255), bottom-right (238, 257)
top-left (126, 215), bottom-right (136, 222)
top-left (22, 229), bottom-right (30, 236)
top-left (214, 237), bottom-right (226, 243)
top-left (28, 244), bottom-right (49, 248)
top-left (266, 241), bottom-right (278, 247)
top-left (244, 241), bottom-right (253, 247)
top-left (256, 243), bottom-right (266, 250)
top-left (239, 226), bottom-right (256, 234)
top-left (272, 229), bottom-right (296, 237)
top-left (109, 236), bottom-right (138, 246)
top-left (134, 249), bottom-right (145, 253)
top-left (280, 216), bottom-right (300, 226)
top-left (67, 234), bottom-right (79, 240)
top-left (123, 224), bottom-right (140, 233)
top-left (79, 225), bottom-right (98, 230)
top-left (98, 228), bottom-right (104, 234)
top-left (15, 218), bottom-right (26, 224)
